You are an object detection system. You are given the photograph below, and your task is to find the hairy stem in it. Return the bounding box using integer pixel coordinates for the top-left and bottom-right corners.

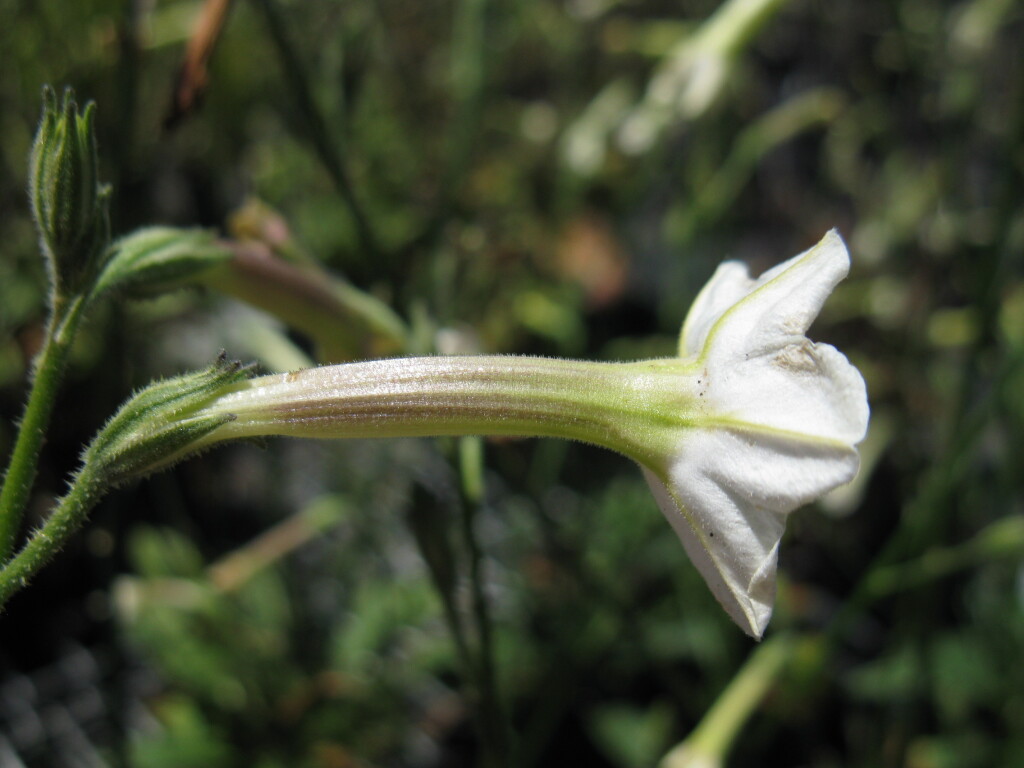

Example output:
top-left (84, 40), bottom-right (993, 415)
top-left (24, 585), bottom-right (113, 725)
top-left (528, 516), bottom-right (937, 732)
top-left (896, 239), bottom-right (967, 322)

top-left (0, 297), bottom-right (87, 561)
top-left (0, 464), bottom-right (104, 608)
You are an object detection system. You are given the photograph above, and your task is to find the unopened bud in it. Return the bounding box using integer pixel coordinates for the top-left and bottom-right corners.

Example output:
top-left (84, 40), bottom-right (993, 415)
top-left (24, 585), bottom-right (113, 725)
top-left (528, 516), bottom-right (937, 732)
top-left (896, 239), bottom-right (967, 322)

top-left (29, 85), bottom-right (110, 296)
top-left (95, 227), bottom-right (232, 297)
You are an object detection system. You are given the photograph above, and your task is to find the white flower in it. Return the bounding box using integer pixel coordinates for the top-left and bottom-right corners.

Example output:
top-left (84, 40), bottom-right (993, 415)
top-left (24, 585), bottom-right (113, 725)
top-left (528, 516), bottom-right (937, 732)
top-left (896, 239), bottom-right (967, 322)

top-left (641, 229), bottom-right (869, 638)
top-left (154, 230), bottom-right (867, 639)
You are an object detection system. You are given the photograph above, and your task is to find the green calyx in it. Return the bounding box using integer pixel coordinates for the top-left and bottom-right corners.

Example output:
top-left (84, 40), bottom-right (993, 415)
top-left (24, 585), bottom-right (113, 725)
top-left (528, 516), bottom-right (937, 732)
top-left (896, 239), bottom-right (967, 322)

top-left (81, 355), bottom-right (254, 487)
top-left (29, 85), bottom-right (111, 298)
top-left (95, 226), bottom-right (234, 297)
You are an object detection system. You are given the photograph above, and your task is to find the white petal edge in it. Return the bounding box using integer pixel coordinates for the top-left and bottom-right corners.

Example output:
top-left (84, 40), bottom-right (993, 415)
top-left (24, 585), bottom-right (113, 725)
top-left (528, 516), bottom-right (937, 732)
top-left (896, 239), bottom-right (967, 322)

top-left (643, 428), bottom-right (860, 639)
top-left (679, 261), bottom-right (752, 358)
top-left (643, 465), bottom-right (779, 639)
top-left (680, 229), bottom-right (850, 359)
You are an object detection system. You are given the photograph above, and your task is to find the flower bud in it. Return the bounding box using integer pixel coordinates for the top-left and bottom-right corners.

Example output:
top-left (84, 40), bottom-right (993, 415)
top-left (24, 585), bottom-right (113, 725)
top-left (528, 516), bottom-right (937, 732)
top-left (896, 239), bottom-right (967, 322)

top-left (29, 85), bottom-right (110, 296)
top-left (94, 227), bottom-right (233, 297)
top-left (82, 355), bottom-right (253, 487)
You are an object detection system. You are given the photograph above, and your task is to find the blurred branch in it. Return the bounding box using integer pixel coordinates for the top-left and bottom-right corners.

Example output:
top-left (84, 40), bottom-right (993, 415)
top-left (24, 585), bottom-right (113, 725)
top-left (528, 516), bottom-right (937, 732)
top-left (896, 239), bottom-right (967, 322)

top-left (209, 496), bottom-right (349, 592)
top-left (668, 87), bottom-right (846, 243)
top-left (200, 240), bottom-right (408, 363)
top-left (114, 0), bottom-right (145, 171)
top-left (455, 436), bottom-right (512, 766)
top-left (165, 0), bottom-right (236, 128)
top-left (618, 0), bottom-right (792, 154)
top-left (660, 634), bottom-right (795, 768)
top-left (861, 516), bottom-right (1024, 600)
top-left (440, 0), bottom-right (488, 212)
top-left (250, 0), bottom-right (381, 261)
top-left (404, 496), bottom-right (492, 761)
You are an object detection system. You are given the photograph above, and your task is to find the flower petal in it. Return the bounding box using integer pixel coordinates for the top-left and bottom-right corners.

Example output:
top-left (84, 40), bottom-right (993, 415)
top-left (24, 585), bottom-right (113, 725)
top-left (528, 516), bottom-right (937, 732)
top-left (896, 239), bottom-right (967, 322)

top-left (679, 261), bottom-right (752, 357)
top-left (643, 426), bottom-right (859, 639)
top-left (680, 229), bottom-right (850, 359)
top-left (643, 466), bottom-right (780, 639)
top-left (713, 338), bottom-right (868, 444)
top-left (697, 231), bottom-right (868, 444)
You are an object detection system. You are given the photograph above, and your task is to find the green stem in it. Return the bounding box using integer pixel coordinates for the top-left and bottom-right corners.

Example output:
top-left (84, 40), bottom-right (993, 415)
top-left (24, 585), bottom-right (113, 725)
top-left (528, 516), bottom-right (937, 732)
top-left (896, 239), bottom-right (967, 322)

top-left (0, 297), bottom-right (87, 561)
top-left (456, 436), bottom-right (510, 767)
top-left (660, 634), bottom-right (794, 768)
top-left (0, 464), bottom-right (104, 608)
top-left (432, 564), bottom-right (502, 768)
top-left (404, 497), bottom-right (493, 761)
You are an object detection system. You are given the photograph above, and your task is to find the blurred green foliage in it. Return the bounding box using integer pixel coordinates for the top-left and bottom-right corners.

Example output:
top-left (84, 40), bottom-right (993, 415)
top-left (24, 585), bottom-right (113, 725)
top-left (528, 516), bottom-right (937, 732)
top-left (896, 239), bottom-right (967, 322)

top-left (2, 0), bottom-right (1023, 766)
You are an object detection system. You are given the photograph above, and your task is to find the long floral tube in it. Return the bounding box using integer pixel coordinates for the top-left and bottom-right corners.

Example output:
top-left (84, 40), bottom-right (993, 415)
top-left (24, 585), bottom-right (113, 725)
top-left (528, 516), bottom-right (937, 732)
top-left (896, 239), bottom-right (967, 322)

top-left (197, 356), bottom-right (700, 467)
top-left (176, 231), bottom-right (868, 638)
